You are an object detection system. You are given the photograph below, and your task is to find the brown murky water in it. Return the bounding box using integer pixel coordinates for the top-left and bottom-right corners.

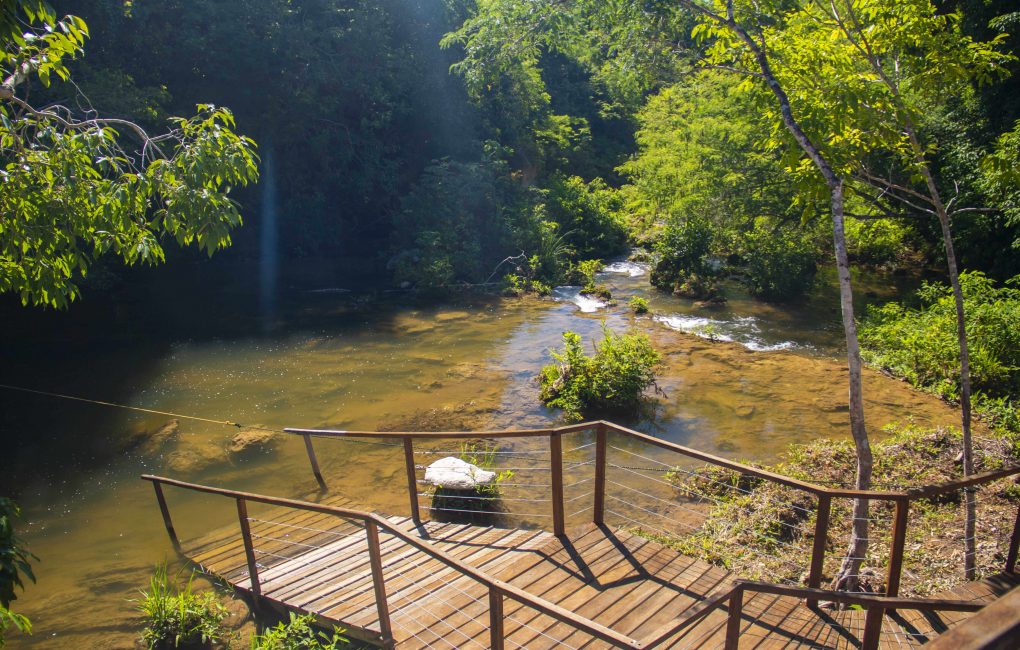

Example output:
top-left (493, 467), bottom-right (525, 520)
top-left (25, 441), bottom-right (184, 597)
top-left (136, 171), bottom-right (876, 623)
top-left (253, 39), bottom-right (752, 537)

top-left (1, 261), bottom-right (974, 648)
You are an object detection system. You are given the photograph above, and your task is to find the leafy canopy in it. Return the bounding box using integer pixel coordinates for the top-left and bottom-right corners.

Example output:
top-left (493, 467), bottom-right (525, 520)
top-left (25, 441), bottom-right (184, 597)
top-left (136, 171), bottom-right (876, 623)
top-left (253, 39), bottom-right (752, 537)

top-left (1, 0), bottom-right (258, 308)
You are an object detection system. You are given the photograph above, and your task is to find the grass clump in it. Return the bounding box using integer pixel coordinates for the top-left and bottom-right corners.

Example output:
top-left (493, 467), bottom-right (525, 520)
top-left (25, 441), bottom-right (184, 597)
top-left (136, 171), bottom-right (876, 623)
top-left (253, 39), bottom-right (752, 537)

top-left (657, 425), bottom-right (1020, 596)
top-left (539, 325), bottom-right (660, 422)
top-left (139, 563), bottom-right (228, 649)
top-left (249, 613), bottom-right (346, 650)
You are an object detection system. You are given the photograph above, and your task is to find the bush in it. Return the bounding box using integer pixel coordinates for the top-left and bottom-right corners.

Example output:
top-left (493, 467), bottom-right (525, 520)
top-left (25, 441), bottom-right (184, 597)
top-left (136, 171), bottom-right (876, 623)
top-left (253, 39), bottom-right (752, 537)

top-left (539, 326), bottom-right (661, 422)
top-left (861, 272), bottom-right (1020, 403)
top-left (650, 216), bottom-right (716, 292)
top-left (628, 296), bottom-right (649, 314)
top-left (139, 563), bottom-right (227, 649)
top-left (739, 223), bottom-right (818, 301)
top-left (249, 613), bottom-right (346, 650)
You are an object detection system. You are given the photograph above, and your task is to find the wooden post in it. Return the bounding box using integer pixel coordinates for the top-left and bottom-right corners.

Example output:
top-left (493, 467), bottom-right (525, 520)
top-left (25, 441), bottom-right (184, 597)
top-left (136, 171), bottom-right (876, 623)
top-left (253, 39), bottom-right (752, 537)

top-left (366, 520), bottom-right (394, 647)
top-left (404, 437), bottom-right (421, 525)
top-left (302, 433), bottom-right (327, 490)
top-left (489, 587), bottom-right (505, 650)
top-left (550, 432), bottom-right (565, 536)
top-left (236, 498), bottom-right (261, 597)
top-left (807, 494), bottom-right (831, 591)
top-left (593, 424), bottom-right (607, 525)
top-left (861, 605), bottom-right (885, 650)
top-left (886, 499), bottom-right (909, 597)
top-left (724, 587), bottom-right (743, 650)
top-left (1006, 502), bottom-right (1020, 574)
top-left (152, 481), bottom-right (181, 552)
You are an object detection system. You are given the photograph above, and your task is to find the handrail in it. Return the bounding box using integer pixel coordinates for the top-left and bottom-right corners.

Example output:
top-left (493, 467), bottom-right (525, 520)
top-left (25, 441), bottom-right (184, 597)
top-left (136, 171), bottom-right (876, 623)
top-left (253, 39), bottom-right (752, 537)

top-left (283, 419), bottom-right (1020, 600)
top-left (642, 579), bottom-right (986, 650)
top-left (142, 474), bottom-right (1001, 650)
top-left (141, 474), bottom-right (642, 649)
top-left (285, 420), bottom-right (910, 500)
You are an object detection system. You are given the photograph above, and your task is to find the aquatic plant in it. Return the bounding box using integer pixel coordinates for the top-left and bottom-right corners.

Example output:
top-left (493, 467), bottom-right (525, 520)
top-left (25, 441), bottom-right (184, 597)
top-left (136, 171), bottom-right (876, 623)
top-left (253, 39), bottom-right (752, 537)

top-left (628, 296), bottom-right (649, 314)
top-left (539, 325), bottom-right (661, 422)
top-left (249, 613), bottom-right (346, 650)
top-left (138, 563), bottom-right (227, 649)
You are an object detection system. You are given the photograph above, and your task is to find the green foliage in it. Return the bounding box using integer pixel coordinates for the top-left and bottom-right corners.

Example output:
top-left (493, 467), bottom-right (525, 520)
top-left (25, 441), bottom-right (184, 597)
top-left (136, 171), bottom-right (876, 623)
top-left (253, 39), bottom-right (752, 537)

top-left (543, 175), bottom-right (628, 261)
top-left (650, 216), bottom-right (716, 292)
top-left (1, 3), bottom-right (259, 308)
top-left (739, 223), bottom-right (819, 301)
top-left (390, 151), bottom-right (541, 289)
top-left (565, 259), bottom-right (602, 286)
top-left (249, 613), bottom-right (347, 650)
top-left (861, 272), bottom-right (1020, 403)
top-left (539, 325), bottom-right (660, 422)
top-left (138, 563), bottom-right (227, 649)
top-left (843, 217), bottom-right (911, 266)
top-left (628, 296), bottom-right (649, 314)
top-left (0, 498), bottom-right (35, 647)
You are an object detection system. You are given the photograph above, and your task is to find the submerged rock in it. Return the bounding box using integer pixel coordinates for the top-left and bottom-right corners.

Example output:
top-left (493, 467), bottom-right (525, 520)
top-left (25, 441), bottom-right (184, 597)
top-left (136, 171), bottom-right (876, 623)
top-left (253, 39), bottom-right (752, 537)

top-left (165, 448), bottom-right (222, 474)
top-left (423, 457), bottom-right (496, 490)
top-left (137, 419), bottom-right (180, 455)
top-left (226, 428), bottom-right (278, 455)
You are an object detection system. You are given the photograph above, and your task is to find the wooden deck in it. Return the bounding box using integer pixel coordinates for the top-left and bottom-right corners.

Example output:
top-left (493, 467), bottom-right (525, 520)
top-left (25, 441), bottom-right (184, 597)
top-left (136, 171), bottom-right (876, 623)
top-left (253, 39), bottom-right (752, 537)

top-left (181, 493), bottom-right (1017, 649)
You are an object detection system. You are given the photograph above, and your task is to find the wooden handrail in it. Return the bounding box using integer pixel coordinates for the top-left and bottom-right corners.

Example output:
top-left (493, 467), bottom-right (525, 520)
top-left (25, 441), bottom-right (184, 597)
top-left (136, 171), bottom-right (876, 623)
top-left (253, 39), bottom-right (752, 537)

top-left (285, 420), bottom-right (911, 500)
top-left (140, 475), bottom-right (642, 649)
top-left (282, 420), bottom-right (1020, 601)
top-left (905, 464), bottom-right (1020, 498)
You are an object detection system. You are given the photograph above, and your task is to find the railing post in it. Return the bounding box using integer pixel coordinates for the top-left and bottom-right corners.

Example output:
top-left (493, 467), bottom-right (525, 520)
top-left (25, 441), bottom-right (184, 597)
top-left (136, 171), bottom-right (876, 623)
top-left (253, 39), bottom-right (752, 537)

top-left (550, 432), bottom-right (565, 536)
top-left (1006, 502), bottom-right (1020, 574)
top-left (236, 498), bottom-right (261, 597)
top-left (807, 493), bottom-right (831, 592)
top-left (724, 586), bottom-right (743, 650)
top-left (593, 424), bottom-right (607, 525)
top-left (302, 433), bottom-right (327, 490)
top-left (861, 605), bottom-right (884, 650)
top-left (489, 587), bottom-right (505, 650)
top-left (365, 520), bottom-right (394, 648)
top-left (152, 481), bottom-right (181, 552)
top-left (886, 499), bottom-right (909, 597)
top-left (404, 436), bottom-right (421, 525)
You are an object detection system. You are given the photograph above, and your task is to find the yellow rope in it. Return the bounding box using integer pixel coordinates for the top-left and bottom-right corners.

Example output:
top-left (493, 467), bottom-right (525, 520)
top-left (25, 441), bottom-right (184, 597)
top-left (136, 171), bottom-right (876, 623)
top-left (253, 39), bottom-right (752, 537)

top-left (0, 382), bottom-right (246, 428)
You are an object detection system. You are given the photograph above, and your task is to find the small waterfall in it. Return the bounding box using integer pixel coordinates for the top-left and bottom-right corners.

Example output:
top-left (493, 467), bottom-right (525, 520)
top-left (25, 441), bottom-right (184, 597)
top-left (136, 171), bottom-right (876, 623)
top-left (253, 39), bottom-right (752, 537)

top-left (259, 146), bottom-right (279, 330)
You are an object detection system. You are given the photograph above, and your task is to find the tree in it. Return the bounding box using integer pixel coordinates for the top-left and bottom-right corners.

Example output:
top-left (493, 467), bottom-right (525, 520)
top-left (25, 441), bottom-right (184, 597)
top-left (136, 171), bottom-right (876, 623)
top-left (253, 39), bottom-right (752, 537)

top-left (1, 0), bottom-right (259, 308)
top-left (757, 0), bottom-right (1013, 580)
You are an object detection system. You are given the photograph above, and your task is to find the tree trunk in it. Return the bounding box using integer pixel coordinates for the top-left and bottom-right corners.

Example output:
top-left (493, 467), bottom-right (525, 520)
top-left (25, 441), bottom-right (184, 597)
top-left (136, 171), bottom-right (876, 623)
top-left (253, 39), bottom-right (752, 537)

top-left (829, 180), bottom-right (874, 591)
top-left (714, 8), bottom-right (874, 592)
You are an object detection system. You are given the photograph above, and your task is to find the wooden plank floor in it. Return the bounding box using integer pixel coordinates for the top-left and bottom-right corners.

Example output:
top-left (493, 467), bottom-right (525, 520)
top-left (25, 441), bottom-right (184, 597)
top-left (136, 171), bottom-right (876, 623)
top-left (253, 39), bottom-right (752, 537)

top-left (182, 498), bottom-right (1012, 649)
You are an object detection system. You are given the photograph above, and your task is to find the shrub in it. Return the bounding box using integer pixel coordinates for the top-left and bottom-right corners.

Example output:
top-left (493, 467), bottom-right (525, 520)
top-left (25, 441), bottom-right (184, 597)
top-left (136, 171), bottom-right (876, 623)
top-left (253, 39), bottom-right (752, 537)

top-left (139, 563), bottom-right (227, 649)
top-left (739, 223), bottom-right (818, 301)
top-left (650, 216), bottom-right (716, 292)
top-left (860, 272), bottom-right (1020, 403)
top-left (249, 613), bottom-right (346, 650)
top-left (628, 296), bottom-right (649, 314)
top-left (539, 326), bottom-right (661, 422)
top-left (565, 259), bottom-right (603, 286)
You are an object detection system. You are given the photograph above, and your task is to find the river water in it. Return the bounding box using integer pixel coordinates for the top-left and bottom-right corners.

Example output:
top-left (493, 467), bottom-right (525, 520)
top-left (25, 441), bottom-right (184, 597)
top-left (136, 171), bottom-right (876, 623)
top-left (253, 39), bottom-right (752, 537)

top-left (0, 258), bottom-right (971, 648)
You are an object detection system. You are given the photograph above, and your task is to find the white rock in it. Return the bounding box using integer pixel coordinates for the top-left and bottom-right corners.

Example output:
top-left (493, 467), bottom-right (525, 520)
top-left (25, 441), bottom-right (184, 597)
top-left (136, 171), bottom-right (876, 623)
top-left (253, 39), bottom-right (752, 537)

top-left (424, 457), bottom-right (496, 490)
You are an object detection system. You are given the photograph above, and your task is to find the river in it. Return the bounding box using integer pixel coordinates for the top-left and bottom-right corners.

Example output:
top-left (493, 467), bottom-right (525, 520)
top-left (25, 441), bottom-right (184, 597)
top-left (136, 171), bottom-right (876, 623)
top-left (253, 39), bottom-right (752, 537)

top-left (0, 256), bottom-right (971, 648)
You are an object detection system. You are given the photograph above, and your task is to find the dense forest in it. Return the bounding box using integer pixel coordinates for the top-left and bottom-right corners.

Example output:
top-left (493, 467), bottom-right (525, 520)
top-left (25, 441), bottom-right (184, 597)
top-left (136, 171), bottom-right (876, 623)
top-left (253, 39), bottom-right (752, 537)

top-left (4, 0), bottom-right (1019, 299)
